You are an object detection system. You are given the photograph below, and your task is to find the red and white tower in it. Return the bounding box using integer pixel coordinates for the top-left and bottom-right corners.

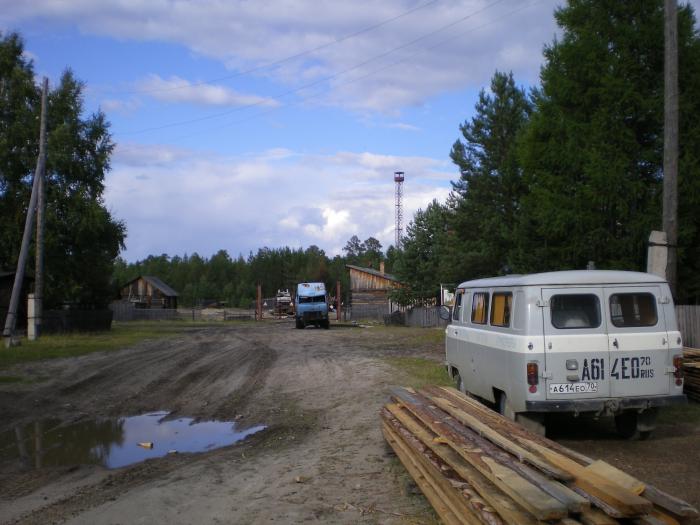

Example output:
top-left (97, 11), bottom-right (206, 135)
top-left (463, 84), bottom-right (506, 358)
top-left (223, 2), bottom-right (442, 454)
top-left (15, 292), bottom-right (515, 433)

top-left (394, 171), bottom-right (404, 249)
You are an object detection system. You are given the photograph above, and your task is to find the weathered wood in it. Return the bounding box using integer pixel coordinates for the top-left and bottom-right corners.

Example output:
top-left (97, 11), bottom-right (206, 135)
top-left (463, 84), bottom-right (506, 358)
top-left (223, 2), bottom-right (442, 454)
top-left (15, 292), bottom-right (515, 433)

top-left (423, 389), bottom-right (572, 481)
top-left (584, 460), bottom-right (645, 495)
top-left (432, 386), bottom-right (595, 465)
top-left (521, 439), bottom-right (653, 517)
top-left (579, 507), bottom-right (620, 525)
top-left (383, 424), bottom-right (464, 525)
top-left (385, 404), bottom-right (540, 525)
top-left (392, 389), bottom-right (568, 520)
top-left (641, 484), bottom-right (699, 519)
top-left (383, 422), bottom-right (482, 524)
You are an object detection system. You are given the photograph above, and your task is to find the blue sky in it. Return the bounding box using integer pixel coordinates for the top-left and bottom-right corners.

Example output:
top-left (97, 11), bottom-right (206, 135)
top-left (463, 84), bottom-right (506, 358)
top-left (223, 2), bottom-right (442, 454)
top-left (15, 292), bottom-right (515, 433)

top-left (3, 0), bottom-right (696, 262)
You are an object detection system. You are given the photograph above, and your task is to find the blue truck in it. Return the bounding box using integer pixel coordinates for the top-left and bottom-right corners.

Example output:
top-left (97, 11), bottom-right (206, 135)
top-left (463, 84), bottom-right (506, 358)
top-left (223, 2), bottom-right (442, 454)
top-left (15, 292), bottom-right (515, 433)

top-left (295, 282), bottom-right (329, 329)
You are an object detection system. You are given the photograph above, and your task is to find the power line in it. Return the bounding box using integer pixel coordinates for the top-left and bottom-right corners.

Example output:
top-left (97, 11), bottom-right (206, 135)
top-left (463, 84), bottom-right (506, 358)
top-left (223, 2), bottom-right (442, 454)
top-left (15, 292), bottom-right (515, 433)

top-left (115, 0), bottom-right (541, 145)
top-left (116, 0), bottom-right (508, 137)
top-left (116, 0), bottom-right (441, 96)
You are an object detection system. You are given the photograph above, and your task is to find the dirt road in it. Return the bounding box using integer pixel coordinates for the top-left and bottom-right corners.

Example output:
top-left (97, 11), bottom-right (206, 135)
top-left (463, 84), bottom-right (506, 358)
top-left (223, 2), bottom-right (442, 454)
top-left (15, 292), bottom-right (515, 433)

top-left (1, 322), bottom-right (699, 524)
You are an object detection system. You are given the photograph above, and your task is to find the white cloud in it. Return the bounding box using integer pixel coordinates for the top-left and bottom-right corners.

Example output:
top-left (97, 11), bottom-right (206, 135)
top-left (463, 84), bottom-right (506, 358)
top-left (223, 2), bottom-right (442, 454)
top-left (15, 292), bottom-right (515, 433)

top-left (137, 74), bottom-right (280, 108)
top-left (102, 97), bottom-right (142, 114)
top-left (105, 144), bottom-right (454, 260)
top-left (0, 0), bottom-right (563, 112)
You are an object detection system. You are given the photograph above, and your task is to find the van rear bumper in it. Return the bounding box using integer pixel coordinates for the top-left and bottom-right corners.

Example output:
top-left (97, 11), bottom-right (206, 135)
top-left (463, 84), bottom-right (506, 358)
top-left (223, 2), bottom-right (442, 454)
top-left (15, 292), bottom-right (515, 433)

top-left (525, 395), bottom-right (686, 414)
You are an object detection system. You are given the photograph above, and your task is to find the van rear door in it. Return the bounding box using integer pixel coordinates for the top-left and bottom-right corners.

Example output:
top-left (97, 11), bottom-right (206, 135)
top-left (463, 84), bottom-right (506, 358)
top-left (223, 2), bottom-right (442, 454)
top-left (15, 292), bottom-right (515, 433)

top-left (603, 286), bottom-right (670, 397)
top-left (542, 288), bottom-right (611, 400)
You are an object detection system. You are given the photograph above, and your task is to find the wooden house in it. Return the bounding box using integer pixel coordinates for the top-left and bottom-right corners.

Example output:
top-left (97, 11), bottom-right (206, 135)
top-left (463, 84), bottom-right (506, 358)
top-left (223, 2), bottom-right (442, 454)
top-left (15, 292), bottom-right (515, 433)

top-left (120, 276), bottom-right (178, 309)
top-left (346, 262), bottom-right (402, 310)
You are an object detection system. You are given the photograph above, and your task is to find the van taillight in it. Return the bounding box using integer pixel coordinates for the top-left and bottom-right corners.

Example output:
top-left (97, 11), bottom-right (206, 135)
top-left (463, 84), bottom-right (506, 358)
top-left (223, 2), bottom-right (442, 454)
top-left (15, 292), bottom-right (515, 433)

top-left (673, 355), bottom-right (684, 386)
top-left (527, 362), bottom-right (539, 391)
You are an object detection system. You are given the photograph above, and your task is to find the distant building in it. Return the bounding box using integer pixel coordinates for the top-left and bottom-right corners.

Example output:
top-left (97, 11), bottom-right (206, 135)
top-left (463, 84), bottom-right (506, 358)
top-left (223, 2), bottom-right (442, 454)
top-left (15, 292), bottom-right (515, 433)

top-left (120, 276), bottom-right (178, 309)
top-left (346, 262), bottom-right (402, 311)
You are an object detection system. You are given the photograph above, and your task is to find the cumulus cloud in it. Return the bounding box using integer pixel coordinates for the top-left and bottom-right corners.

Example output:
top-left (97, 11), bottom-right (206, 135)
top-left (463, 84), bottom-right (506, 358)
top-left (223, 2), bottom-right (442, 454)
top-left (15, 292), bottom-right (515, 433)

top-left (105, 144), bottom-right (452, 260)
top-left (137, 74), bottom-right (280, 108)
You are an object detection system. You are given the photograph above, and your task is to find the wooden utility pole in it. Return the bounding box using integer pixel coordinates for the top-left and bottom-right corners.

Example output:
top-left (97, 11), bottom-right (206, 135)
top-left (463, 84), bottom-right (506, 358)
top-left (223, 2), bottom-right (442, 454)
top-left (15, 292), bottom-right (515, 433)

top-left (34, 78), bottom-right (49, 340)
top-left (663, 0), bottom-right (679, 297)
top-left (3, 78), bottom-right (49, 346)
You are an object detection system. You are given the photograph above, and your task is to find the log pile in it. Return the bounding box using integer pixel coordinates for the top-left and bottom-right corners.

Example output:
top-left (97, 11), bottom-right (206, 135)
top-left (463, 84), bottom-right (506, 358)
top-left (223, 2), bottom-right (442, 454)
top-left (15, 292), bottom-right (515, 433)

top-left (381, 386), bottom-right (698, 525)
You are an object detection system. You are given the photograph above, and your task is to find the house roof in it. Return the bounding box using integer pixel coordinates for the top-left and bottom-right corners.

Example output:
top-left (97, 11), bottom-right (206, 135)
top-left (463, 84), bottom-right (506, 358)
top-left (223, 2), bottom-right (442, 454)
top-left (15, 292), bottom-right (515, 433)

top-left (345, 264), bottom-right (401, 283)
top-left (125, 275), bottom-right (179, 296)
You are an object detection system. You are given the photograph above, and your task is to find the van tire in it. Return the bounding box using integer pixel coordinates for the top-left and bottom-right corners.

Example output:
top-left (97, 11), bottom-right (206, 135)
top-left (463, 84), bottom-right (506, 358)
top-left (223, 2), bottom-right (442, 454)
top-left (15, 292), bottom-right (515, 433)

top-left (498, 392), bottom-right (516, 421)
top-left (615, 411), bottom-right (638, 439)
top-left (454, 373), bottom-right (465, 394)
top-left (295, 319), bottom-right (305, 329)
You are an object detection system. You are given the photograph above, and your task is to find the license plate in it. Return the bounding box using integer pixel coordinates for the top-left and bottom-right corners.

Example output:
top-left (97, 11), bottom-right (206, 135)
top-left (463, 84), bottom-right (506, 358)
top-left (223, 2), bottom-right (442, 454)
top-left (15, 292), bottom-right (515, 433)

top-left (548, 382), bottom-right (598, 394)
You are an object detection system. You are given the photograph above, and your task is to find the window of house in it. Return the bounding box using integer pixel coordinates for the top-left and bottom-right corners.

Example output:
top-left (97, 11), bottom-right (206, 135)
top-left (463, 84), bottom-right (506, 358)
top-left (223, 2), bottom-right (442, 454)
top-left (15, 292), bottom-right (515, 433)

top-left (550, 294), bottom-right (601, 329)
top-left (490, 292), bottom-right (513, 327)
top-left (471, 292), bottom-right (489, 325)
top-left (452, 290), bottom-right (463, 321)
top-left (609, 293), bottom-right (657, 327)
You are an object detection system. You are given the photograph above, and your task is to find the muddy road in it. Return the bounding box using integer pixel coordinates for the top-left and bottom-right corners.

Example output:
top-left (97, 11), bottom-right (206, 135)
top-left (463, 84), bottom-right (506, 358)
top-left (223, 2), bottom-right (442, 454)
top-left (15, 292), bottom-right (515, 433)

top-left (1, 322), bottom-right (699, 524)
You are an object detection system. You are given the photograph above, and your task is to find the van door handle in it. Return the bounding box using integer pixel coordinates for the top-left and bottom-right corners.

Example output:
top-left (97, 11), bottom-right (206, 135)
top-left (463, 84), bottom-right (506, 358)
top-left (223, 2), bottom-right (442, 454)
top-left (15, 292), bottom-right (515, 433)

top-left (662, 337), bottom-right (667, 346)
top-left (612, 338), bottom-right (619, 348)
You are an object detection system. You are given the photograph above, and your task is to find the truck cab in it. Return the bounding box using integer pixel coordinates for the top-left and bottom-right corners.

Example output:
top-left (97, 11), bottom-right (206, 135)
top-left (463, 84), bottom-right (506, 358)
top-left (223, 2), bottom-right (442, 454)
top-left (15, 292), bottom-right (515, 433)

top-left (295, 282), bottom-right (329, 329)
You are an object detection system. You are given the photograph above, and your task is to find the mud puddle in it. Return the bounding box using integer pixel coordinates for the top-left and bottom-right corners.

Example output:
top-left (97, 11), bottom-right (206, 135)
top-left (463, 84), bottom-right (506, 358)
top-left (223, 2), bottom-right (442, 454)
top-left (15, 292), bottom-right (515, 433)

top-left (0, 412), bottom-right (266, 469)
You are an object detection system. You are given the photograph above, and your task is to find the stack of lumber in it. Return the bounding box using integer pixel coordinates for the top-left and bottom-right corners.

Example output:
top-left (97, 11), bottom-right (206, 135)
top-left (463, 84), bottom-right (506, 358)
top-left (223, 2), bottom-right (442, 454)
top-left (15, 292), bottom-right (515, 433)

top-left (683, 348), bottom-right (700, 402)
top-left (382, 386), bottom-right (698, 525)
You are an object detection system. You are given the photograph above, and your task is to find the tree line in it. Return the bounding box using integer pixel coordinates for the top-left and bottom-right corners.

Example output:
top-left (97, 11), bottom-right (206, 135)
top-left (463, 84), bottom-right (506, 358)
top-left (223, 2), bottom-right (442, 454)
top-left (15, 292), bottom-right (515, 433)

top-left (392, 1), bottom-right (700, 305)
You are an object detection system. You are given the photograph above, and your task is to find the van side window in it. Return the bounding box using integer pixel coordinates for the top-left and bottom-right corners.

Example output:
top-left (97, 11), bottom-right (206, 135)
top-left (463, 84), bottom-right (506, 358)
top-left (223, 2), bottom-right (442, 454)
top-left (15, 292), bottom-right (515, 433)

top-left (490, 292), bottom-right (513, 327)
top-left (610, 293), bottom-right (657, 327)
top-left (471, 292), bottom-right (489, 324)
top-left (550, 294), bottom-right (601, 329)
top-left (452, 290), bottom-right (463, 321)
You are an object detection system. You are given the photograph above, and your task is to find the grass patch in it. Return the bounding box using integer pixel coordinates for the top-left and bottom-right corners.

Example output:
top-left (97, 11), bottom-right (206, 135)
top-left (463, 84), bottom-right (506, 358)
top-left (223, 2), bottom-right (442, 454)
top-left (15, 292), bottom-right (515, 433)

top-left (384, 356), bottom-right (453, 389)
top-left (658, 400), bottom-right (700, 425)
top-left (0, 375), bottom-right (26, 384)
top-left (0, 321), bottom-right (205, 370)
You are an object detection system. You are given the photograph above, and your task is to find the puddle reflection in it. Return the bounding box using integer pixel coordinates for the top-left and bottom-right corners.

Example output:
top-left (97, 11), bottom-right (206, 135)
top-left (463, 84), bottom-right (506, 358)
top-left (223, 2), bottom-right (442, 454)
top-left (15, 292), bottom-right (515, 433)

top-left (1, 412), bottom-right (265, 469)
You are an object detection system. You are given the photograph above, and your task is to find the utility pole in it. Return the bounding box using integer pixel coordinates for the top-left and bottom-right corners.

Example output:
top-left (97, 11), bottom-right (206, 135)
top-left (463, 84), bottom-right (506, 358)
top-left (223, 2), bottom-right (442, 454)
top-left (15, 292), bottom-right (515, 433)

top-left (663, 0), bottom-right (679, 297)
top-left (33, 78), bottom-right (49, 340)
top-left (3, 78), bottom-right (49, 347)
top-left (394, 171), bottom-right (404, 250)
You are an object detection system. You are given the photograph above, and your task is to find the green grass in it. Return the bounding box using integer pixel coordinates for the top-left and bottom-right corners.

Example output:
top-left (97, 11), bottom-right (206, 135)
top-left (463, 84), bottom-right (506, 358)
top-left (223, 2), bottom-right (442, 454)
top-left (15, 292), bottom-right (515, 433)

top-left (0, 321), bottom-right (204, 370)
top-left (0, 375), bottom-right (26, 383)
top-left (384, 356), bottom-right (453, 389)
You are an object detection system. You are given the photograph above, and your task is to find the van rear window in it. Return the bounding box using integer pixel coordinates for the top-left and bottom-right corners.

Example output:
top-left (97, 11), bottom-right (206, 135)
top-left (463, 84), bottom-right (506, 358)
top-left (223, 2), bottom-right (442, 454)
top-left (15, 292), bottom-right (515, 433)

top-left (610, 293), bottom-right (657, 327)
top-left (550, 294), bottom-right (601, 329)
top-left (471, 292), bottom-right (489, 324)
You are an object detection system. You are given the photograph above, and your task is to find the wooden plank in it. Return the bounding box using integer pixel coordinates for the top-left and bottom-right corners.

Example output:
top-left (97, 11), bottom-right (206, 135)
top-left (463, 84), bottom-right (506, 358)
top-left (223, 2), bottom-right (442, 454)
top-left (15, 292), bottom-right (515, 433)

top-left (520, 439), bottom-right (653, 517)
top-left (385, 404), bottom-right (540, 525)
top-left (579, 507), bottom-right (620, 525)
top-left (382, 424), bottom-right (466, 525)
top-left (432, 386), bottom-right (595, 466)
top-left (423, 390), bottom-right (573, 481)
top-left (382, 422), bottom-right (482, 525)
top-left (392, 390), bottom-right (568, 520)
top-left (641, 484), bottom-right (699, 519)
top-left (584, 460), bottom-right (645, 495)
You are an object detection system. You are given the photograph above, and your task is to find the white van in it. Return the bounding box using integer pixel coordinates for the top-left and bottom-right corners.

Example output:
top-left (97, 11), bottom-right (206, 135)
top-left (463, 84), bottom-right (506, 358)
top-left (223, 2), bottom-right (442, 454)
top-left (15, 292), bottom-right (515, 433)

top-left (443, 270), bottom-right (686, 438)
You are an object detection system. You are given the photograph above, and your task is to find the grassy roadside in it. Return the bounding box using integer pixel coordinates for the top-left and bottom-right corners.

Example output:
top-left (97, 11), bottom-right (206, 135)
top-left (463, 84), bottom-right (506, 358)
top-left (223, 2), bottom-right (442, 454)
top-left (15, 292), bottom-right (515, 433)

top-left (384, 356), bottom-right (453, 389)
top-left (0, 321), bottom-right (214, 371)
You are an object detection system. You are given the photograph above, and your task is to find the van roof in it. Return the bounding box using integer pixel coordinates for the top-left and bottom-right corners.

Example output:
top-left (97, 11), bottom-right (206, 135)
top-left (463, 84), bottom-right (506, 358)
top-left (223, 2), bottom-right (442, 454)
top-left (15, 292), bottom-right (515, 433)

top-left (457, 270), bottom-right (666, 289)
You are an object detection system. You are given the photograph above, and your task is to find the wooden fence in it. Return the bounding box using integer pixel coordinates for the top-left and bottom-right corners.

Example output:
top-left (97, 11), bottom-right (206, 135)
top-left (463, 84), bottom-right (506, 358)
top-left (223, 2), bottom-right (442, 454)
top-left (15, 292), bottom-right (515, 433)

top-left (677, 305), bottom-right (700, 348)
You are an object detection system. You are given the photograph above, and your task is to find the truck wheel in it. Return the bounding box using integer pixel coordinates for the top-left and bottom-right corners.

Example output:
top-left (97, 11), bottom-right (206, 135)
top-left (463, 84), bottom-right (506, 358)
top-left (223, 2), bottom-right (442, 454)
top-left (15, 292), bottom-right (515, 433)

top-left (615, 411), bottom-right (638, 439)
top-left (498, 392), bottom-right (516, 421)
top-left (295, 320), bottom-right (304, 329)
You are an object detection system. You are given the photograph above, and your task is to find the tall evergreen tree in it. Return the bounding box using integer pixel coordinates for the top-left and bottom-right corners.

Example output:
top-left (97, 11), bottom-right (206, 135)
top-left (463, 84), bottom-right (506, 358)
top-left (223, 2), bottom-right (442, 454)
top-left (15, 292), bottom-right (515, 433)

top-left (449, 71), bottom-right (532, 279)
top-left (517, 1), bottom-right (700, 303)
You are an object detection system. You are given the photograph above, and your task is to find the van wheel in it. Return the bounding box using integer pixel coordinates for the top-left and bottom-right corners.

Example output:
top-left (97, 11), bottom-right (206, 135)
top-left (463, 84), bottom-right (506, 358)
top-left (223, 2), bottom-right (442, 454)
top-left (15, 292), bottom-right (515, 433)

top-left (615, 411), bottom-right (638, 439)
top-left (295, 320), bottom-right (304, 329)
top-left (498, 392), bottom-right (516, 421)
top-left (454, 373), bottom-right (465, 394)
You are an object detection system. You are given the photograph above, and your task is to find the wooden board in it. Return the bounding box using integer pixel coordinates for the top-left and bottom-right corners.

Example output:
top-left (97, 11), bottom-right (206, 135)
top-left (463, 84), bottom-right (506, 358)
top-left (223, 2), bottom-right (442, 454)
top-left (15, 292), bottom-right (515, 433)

top-left (584, 460), bottom-right (645, 495)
